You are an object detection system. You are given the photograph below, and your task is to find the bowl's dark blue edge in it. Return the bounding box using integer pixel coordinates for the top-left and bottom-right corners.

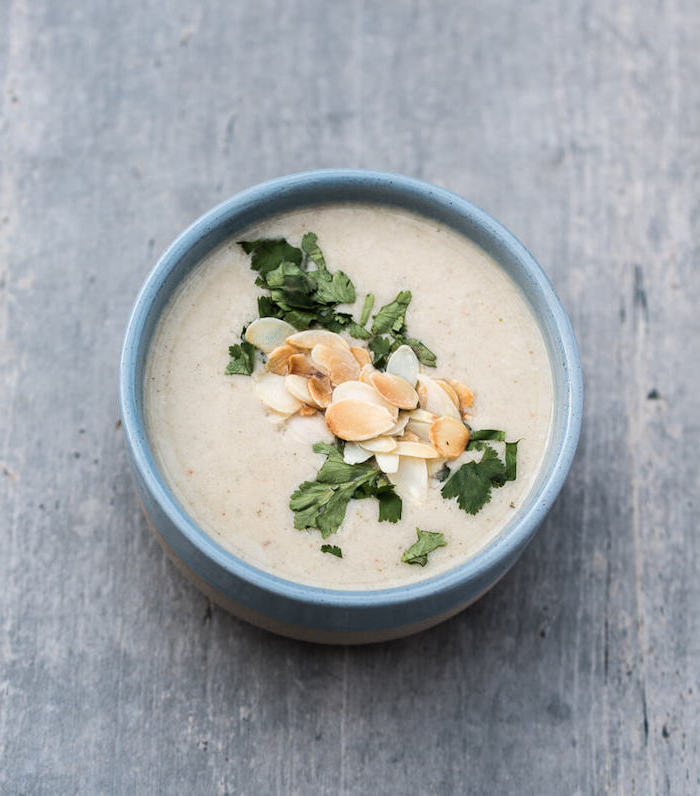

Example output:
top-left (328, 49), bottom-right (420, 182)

top-left (119, 169), bottom-right (583, 632)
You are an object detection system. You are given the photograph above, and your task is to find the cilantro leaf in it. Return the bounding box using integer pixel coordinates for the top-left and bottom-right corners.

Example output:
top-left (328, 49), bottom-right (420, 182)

top-left (396, 335), bottom-right (437, 368)
top-left (469, 429), bottom-right (506, 443)
top-left (301, 232), bottom-right (328, 271)
top-left (290, 443), bottom-right (402, 537)
top-left (225, 338), bottom-right (256, 375)
top-left (239, 239), bottom-right (302, 275)
top-left (321, 544), bottom-right (343, 558)
top-left (369, 335), bottom-right (395, 369)
top-left (314, 269), bottom-right (356, 305)
top-left (371, 290), bottom-right (412, 335)
top-left (441, 444), bottom-right (507, 515)
top-left (401, 528), bottom-right (447, 567)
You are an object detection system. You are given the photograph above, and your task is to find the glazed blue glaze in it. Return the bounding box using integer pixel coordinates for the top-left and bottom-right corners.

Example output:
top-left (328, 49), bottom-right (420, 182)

top-left (119, 170), bottom-right (583, 636)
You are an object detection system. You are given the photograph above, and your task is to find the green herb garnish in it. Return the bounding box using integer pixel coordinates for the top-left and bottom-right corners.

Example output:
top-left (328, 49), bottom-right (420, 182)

top-left (359, 293), bottom-right (375, 327)
top-left (225, 327), bottom-right (256, 375)
top-left (290, 442), bottom-right (402, 538)
top-left (366, 290), bottom-right (436, 368)
top-left (440, 435), bottom-right (518, 515)
top-left (401, 528), bottom-right (447, 567)
top-left (321, 544), bottom-right (343, 558)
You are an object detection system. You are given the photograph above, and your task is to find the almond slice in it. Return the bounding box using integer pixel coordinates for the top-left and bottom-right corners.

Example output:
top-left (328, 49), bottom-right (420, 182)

top-left (358, 435), bottom-right (398, 454)
top-left (307, 375), bottom-right (332, 409)
top-left (387, 456), bottom-right (427, 504)
top-left (370, 371), bottom-right (419, 410)
top-left (284, 374), bottom-right (314, 405)
top-left (386, 413), bottom-right (410, 437)
top-left (332, 380), bottom-right (398, 417)
top-left (311, 344), bottom-right (360, 386)
top-left (288, 353), bottom-right (319, 377)
top-left (375, 453), bottom-right (400, 474)
top-left (350, 346), bottom-right (372, 367)
top-left (435, 379), bottom-right (460, 408)
top-left (287, 329), bottom-right (350, 351)
top-left (429, 416), bottom-right (470, 459)
top-left (395, 441), bottom-right (440, 459)
top-left (447, 379), bottom-right (475, 411)
top-left (266, 344), bottom-right (299, 375)
top-left (325, 400), bottom-right (396, 441)
top-left (254, 373), bottom-right (302, 415)
top-left (245, 317), bottom-right (297, 353)
top-left (343, 442), bottom-right (374, 464)
top-left (386, 344), bottom-right (419, 387)
top-left (359, 363), bottom-right (377, 385)
top-left (405, 420), bottom-right (432, 441)
top-left (299, 405), bottom-right (317, 417)
top-left (416, 375), bottom-right (461, 419)
top-left (286, 413), bottom-right (335, 444)
top-left (399, 430), bottom-right (421, 442)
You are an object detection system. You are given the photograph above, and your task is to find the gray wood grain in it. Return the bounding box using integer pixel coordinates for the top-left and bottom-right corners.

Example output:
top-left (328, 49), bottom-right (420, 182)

top-left (1, 0), bottom-right (698, 793)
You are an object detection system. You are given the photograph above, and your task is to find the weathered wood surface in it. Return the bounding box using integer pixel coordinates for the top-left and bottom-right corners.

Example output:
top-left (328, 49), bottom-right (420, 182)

top-left (1, 1), bottom-right (698, 793)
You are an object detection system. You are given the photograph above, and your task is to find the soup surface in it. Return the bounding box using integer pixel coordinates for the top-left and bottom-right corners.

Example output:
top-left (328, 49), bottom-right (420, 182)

top-left (145, 204), bottom-right (553, 589)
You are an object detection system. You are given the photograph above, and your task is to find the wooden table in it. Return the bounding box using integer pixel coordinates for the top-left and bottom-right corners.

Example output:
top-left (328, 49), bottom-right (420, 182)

top-left (1, 2), bottom-right (698, 793)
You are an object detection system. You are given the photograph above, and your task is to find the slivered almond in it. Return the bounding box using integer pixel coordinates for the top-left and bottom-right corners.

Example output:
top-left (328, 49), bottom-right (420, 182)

top-left (245, 317), bottom-right (297, 353)
top-left (254, 373), bottom-right (302, 415)
top-left (332, 381), bottom-right (398, 417)
top-left (307, 375), bottom-right (332, 409)
top-left (325, 400), bottom-right (396, 441)
top-left (311, 344), bottom-right (360, 386)
top-left (435, 379), bottom-right (460, 408)
top-left (399, 430), bottom-right (421, 442)
top-left (350, 346), bottom-right (372, 367)
top-left (386, 345), bottom-right (419, 386)
top-left (287, 329), bottom-right (350, 351)
top-left (387, 456), bottom-right (427, 504)
top-left (429, 416), bottom-right (470, 459)
top-left (416, 375), bottom-right (461, 419)
top-left (375, 453), bottom-right (400, 473)
top-left (370, 371), bottom-right (419, 410)
top-left (359, 363), bottom-right (377, 385)
top-left (288, 353), bottom-right (318, 377)
top-left (299, 405), bottom-right (318, 417)
top-left (266, 344), bottom-right (299, 375)
top-left (448, 379), bottom-right (475, 411)
top-left (395, 441), bottom-right (440, 459)
top-left (284, 374), bottom-right (314, 405)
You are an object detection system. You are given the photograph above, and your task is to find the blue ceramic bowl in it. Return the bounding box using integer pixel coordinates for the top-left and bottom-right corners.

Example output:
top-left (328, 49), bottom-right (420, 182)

top-left (119, 169), bottom-right (583, 644)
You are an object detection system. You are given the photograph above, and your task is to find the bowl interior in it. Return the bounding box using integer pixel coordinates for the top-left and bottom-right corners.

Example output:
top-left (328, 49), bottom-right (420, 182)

top-left (120, 169), bottom-right (582, 606)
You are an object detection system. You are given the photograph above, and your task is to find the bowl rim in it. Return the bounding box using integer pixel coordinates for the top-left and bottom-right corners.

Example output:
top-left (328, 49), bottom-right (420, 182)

top-left (119, 168), bottom-right (583, 610)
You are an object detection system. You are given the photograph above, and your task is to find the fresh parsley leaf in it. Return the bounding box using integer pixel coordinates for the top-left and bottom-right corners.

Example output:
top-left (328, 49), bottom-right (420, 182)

top-left (396, 335), bottom-right (437, 368)
top-left (505, 440), bottom-right (519, 481)
top-left (290, 443), bottom-right (402, 537)
top-left (371, 290), bottom-right (412, 335)
top-left (469, 429), bottom-right (506, 442)
top-left (239, 239), bottom-right (302, 275)
top-left (314, 269), bottom-right (356, 305)
top-left (401, 528), bottom-right (447, 567)
top-left (321, 544), bottom-right (342, 558)
top-left (441, 444), bottom-right (507, 515)
top-left (359, 294), bottom-right (375, 327)
top-left (225, 339), bottom-right (256, 375)
top-left (346, 321), bottom-right (372, 340)
top-left (301, 232), bottom-right (327, 271)
top-left (369, 335), bottom-right (395, 369)
top-left (257, 295), bottom-right (283, 318)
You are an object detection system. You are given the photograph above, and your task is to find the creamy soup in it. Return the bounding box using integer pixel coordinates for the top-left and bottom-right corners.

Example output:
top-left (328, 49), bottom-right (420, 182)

top-left (144, 204), bottom-right (553, 589)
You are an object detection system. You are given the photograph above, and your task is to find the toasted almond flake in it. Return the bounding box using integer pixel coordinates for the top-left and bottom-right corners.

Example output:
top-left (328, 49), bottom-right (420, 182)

top-left (429, 416), bottom-right (470, 459)
top-left (358, 435), bottom-right (398, 454)
top-left (408, 408), bottom-right (438, 423)
top-left (265, 344), bottom-right (299, 375)
top-left (370, 371), bottom-right (419, 410)
top-left (399, 430), bottom-right (421, 442)
top-left (284, 374), bottom-right (314, 405)
top-left (307, 375), bottom-right (332, 409)
top-left (405, 420), bottom-right (432, 441)
top-left (286, 413), bottom-right (335, 444)
top-left (245, 317), bottom-right (297, 353)
top-left (287, 329), bottom-right (350, 351)
top-left (254, 373), bottom-right (303, 415)
top-left (350, 346), bottom-right (372, 367)
top-left (395, 441), bottom-right (440, 459)
top-left (387, 456), bottom-right (427, 504)
top-left (386, 413), bottom-right (410, 436)
top-left (435, 379), bottom-right (460, 408)
top-left (386, 344), bottom-right (419, 387)
top-left (332, 380), bottom-right (398, 417)
top-left (311, 344), bottom-right (360, 386)
top-left (343, 442), bottom-right (373, 464)
top-left (299, 405), bottom-right (317, 417)
top-left (288, 353), bottom-right (319, 377)
top-left (325, 400), bottom-right (396, 441)
top-left (448, 379), bottom-right (475, 410)
top-left (359, 363), bottom-right (377, 385)
top-left (375, 453), bottom-right (400, 473)
top-left (416, 375), bottom-right (461, 419)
